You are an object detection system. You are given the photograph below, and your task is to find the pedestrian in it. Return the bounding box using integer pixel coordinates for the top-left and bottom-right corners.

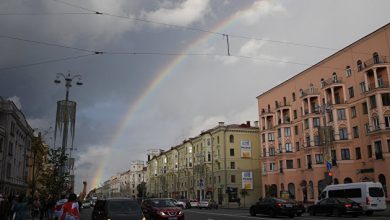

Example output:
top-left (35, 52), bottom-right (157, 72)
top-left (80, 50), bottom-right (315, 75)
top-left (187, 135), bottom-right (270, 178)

top-left (60, 193), bottom-right (80, 220)
top-left (46, 195), bottom-right (56, 220)
top-left (0, 193), bottom-right (10, 220)
top-left (54, 194), bottom-right (67, 220)
top-left (39, 196), bottom-right (46, 220)
top-left (32, 197), bottom-right (41, 219)
top-left (12, 194), bottom-right (29, 220)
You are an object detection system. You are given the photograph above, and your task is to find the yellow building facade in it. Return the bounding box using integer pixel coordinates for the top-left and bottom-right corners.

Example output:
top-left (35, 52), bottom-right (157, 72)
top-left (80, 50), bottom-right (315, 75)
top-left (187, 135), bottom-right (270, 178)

top-left (147, 121), bottom-right (261, 207)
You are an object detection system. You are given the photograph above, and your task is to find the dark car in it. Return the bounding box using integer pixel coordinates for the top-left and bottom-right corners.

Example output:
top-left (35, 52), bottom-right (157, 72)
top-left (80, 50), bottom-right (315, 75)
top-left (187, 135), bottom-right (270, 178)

top-left (308, 198), bottom-right (363, 217)
top-left (141, 198), bottom-right (184, 220)
top-left (92, 198), bottom-right (144, 220)
top-left (249, 198), bottom-right (296, 218)
top-left (287, 199), bottom-right (305, 216)
top-left (198, 199), bottom-right (218, 209)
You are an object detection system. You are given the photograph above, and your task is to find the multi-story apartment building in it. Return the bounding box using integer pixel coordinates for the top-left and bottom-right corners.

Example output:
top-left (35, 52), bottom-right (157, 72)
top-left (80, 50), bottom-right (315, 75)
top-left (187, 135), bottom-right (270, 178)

top-left (257, 23), bottom-right (390, 202)
top-left (147, 121), bottom-right (261, 206)
top-left (0, 97), bottom-right (34, 195)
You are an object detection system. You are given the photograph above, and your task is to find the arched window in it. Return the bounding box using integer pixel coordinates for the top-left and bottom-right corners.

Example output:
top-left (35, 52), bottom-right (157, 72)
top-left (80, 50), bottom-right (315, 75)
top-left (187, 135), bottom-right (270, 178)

top-left (288, 183), bottom-right (296, 199)
top-left (332, 72), bottom-right (337, 82)
top-left (267, 104), bottom-right (271, 111)
top-left (309, 83), bottom-right (314, 93)
top-left (345, 66), bottom-right (352, 77)
top-left (292, 92), bottom-right (296, 101)
top-left (229, 135), bottom-right (234, 143)
top-left (309, 181), bottom-right (314, 199)
top-left (344, 177), bottom-right (353, 184)
top-left (373, 52), bottom-right (379, 64)
top-left (379, 174), bottom-right (387, 197)
top-left (320, 78), bottom-right (325, 88)
top-left (357, 60), bottom-right (363, 71)
top-left (283, 97), bottom-right (287, 105)
top-left (270, 184), bottom-right (278, 197)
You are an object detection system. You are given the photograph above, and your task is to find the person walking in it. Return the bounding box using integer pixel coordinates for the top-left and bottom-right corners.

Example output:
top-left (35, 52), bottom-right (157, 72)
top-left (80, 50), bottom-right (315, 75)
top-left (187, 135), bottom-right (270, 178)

top-left (0, 194), bottom-right (10, 220)
top-left (12, 194), bottom-right (29, 220)
top-left (60, 193), bottom-right (80, 220)
top-left (46, 195), bottom-right (56, 220)
top-left (32, 197), bottom-right (41, 219)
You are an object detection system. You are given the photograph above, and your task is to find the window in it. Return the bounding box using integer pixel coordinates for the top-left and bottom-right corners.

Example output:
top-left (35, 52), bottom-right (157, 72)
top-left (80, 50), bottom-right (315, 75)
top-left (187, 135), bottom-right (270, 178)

top-left (328, 111), bottom-right (333, 122)
top-left (261, 134), bottom-right (265, 143)
top-left (277, 128), bottom-right (281, 138)
top-left (229, 135), bottom-right (234, 143)
top-left (370, 95), bottom-right (377, 109)
top-left (364, 123), bottom-right (370, 133)
top-left (315, 154), bottom-right (324, 164)
top-left (0, 137), bottom-right (3, 152)
top-left (337, 109), bottom-right (346, 120)
top-left (355, 147), bottom-right (361, 160)
top-left (269, 147), bottom-right (275, 156)
top-left (307, 155), bottom-right (312, 169)
top-left (339, 128), bottom-right (348, 140)
top-left (292, 93), bottom-right (296, 101)
top-left (230, 162), bottom-right (235, 169)
top-left (230, 148), bottom-right (234, 156)
top-left (382, 93), bottom-right (390, 106)
top-left (360, 81), bottom-right (366, 93)
top-left (367, 145), bottom-right (373, 158)
top-left (351, 106), bottom-right (356, 118)
top-left (293, 110), bottom-right (297, 119)
top-left (353, 126), bottom-right (359, 138)
top-left (268, 133), bottom-right (274, 141)
top-left (208, 152), bottom-right (211, 161)
top-left (385, 116), bottom-right (390, 128)
top-left (314, 135), bottom-right (320, 146)
top-left (305, 136), bottom-right (311, 147)
top-left (296, 142), bottom-right (300, 151)
top-left (373, 117), bottom-right (380, 130)
top-left (313, 117), bottom-right (320, 127)
top-left (6, 163), bottom-right (11, 178)
top-left (285, 143), bottom-right (292, 152)
top-left (270, 162), bottom-right (276, 171)
top-left (231, 175), bottom-right (236, 183)
top-left (362, 102), bottom-right (368, 114)
top-left (348, 87), bottom-right (354, 98)
top-left (341, 148), bottom-right (350, 160)
top-left (304, 119), bottom-right (309, 129)
top-left (8, 142), bottom-right (13, 156)
top-left (297, 159), bottom-right (301, 168)
top-left (284, 127), bottom-right (291, 137)
top-left (388, 139), bottom-right (390, 152)
top-left (374, 141), bottom-right (383, 159)
top-left (286, 160), bottom-right (294, 169)
top-left (345, 66), bottom-right (352, 77)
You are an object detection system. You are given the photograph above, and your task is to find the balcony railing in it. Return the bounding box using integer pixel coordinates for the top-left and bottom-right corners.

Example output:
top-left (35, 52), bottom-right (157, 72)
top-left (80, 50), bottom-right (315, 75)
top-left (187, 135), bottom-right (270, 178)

top-left (300, 88), bottom-right (319, 98)
top-left (321, 77), bottom-right (343, 87)
top-left (360, 56), bottom-right (389, 71)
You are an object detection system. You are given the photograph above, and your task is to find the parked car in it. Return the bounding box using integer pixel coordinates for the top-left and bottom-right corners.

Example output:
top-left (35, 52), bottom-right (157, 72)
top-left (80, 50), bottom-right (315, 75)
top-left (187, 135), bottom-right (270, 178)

top-left (141, 198), bottom-right (184, 220)
top-left (178, 199), bottom-right (191, 209)
top-left (249, 198), bottom-right (296, 218)
top-left (308, 198), bottom-right (363, 217)
top-left (287, 199), bottom-right (305, 216)
top-left (189, 199), bottom-right (199, 208)
top-left (317, 181), bottom-right (386, 216)
top-left (92, 198), bottom-right (144, 220)
top-left (198, 199), bottom-right (218, 209)
top-left (170, 199), bottom-right (187, 209)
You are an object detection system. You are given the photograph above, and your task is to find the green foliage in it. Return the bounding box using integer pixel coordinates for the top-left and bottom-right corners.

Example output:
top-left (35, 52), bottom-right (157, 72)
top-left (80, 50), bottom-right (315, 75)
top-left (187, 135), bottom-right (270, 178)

top-left (38, 148), bottom-right (70, 198)
top-left (137, 182), bottom-right (147, 198)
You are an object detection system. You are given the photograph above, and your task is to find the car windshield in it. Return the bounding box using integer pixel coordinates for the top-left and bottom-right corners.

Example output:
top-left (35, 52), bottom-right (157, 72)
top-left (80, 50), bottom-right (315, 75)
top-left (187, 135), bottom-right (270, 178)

top-left (108, 200), bottom-right (140, 214)
top-left (151, 199), bottom-right (177, 207)
top-left (369, 187), bottom-right (384, 197)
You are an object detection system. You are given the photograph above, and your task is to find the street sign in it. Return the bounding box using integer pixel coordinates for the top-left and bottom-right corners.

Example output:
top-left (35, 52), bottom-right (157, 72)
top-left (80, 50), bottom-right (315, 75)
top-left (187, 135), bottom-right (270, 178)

top-left (326, 161), bottom-right (332, 170)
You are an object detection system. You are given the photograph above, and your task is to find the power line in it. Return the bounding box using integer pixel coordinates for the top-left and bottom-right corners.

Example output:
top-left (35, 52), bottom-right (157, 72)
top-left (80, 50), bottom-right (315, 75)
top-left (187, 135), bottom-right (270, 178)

top-left (0, 53), bottom-right (98, 71)
top-left (0, 12), bottom-right (94, 16)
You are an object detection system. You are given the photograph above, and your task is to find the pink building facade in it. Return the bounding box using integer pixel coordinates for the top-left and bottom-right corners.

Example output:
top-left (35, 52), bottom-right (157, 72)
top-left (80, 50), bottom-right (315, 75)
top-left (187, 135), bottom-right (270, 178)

top-left (257, 23), bottom-right (390, 202)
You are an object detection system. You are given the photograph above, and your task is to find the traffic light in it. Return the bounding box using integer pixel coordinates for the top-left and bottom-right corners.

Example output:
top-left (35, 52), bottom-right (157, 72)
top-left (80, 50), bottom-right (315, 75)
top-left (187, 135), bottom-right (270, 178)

top-left (328, 171), bottom-right (333, 177)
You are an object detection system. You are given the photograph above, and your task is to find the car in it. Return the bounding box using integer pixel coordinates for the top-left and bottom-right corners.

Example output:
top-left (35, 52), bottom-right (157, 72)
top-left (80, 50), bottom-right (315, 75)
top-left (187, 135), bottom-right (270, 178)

top-left (178, 199), bottom-right (191, 209)
top-left (189, 199), bottom-right (198, 208)
top-left (198, 199), bottom-right (218, 209)
top-left (249, 197), bottom-right (296, 218)
top-left (141, 198), bottom-right (184, 220)
top-left (308, 197), bottom-right (363, 217)
top-left (168, 198), bottom-right (186, 209)
top-left (81, 200), bottom-right (91, 209)
top-left (287, 199), bottom-right (305, 216)
top-left (92, 198), bottom-right (145, 220)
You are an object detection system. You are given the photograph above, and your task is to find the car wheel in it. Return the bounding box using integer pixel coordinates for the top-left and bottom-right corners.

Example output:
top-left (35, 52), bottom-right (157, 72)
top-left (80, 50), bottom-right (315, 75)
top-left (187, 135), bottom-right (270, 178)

top-left (365, 211), bottom-right (374, 216)
top-left (249, 207), bottom-right (256, 216)
top-left (332, 209), bottom-right (342, 217)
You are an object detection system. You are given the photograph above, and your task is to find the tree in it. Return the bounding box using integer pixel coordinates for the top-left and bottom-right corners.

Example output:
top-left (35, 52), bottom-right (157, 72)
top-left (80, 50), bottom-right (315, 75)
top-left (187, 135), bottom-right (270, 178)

top-left (38, 148), bottom-right (70, 198)
top-left (137, 182), bottom-right (147, 199)
top-left (240, 189), bottom-right (249, 208)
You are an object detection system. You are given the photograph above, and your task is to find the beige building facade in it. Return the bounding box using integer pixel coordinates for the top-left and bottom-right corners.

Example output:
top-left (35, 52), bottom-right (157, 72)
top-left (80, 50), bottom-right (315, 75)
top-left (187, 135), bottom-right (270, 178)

top-left (257, 23), bottom-right (390, 202)
top-left (147, 121), bottom-right (261, 207)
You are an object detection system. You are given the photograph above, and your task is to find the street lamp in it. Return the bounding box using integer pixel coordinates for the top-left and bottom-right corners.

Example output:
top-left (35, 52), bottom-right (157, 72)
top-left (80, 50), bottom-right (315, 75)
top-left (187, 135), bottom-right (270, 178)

top-left (53, 72), bottom-right (83, 192)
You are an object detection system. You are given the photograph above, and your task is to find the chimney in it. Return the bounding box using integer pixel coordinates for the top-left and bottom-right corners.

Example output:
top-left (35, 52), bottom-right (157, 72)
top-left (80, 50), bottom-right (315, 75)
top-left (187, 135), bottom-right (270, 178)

top-left (218, 122), bottom-right (225, 126)
top-left (246, 121), bottom-right (250, 126)
top-left (254, 121), bottom-right (259, 127)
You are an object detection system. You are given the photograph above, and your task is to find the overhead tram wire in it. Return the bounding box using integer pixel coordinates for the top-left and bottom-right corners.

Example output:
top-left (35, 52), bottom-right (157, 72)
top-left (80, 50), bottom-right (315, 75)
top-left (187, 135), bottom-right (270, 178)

top-left (0, 53), bottom-right (98, 71)
top-left (0, 12), bottom-right (94, 16)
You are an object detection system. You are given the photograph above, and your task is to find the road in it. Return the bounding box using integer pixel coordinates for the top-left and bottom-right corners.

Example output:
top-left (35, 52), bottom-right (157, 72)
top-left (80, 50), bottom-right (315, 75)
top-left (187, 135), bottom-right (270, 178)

top-left (80, 207), bottom-right (390, 220)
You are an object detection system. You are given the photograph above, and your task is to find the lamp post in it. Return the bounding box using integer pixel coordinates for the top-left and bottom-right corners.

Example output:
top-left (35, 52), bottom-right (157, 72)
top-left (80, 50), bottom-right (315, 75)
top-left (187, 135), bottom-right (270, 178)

top-left (54, 72), bottom-right (83, 191)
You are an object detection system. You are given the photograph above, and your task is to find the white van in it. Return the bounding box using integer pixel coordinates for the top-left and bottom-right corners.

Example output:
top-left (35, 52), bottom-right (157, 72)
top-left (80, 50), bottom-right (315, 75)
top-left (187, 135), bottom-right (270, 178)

top-left (319, 182), bottom-right (386, 215)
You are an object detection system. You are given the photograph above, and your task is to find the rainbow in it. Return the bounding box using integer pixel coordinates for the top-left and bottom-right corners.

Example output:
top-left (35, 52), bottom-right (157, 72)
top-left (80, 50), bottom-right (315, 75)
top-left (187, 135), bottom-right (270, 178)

top-left (90, 2), bottom-right (255, 189)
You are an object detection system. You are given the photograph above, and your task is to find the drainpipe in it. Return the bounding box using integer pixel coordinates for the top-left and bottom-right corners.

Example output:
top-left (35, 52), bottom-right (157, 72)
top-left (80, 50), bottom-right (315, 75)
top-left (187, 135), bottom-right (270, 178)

top-left (223, 126), bottom-right (228, 208)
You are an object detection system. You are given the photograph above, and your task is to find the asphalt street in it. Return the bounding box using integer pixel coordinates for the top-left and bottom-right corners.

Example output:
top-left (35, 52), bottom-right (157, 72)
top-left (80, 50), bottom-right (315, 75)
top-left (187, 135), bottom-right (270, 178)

top-left (80, 207), bottom-right (390, 220)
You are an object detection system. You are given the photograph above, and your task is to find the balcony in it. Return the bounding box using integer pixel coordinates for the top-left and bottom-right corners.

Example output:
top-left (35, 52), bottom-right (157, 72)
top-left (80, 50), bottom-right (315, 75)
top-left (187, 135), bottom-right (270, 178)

top-left (359, 56), bottom-right (389, 72)
top-left (321, 77), bottom-right (343, 88)
top-left (300, 88), bottom-right (320, 98)
top-left (276, 101), bottom-right (290, 109)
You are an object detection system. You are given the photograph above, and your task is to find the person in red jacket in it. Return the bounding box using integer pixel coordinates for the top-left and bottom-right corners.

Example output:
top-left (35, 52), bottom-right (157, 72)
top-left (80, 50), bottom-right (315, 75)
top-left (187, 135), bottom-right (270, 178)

top-left (60, 193), bottom-right (79, 220)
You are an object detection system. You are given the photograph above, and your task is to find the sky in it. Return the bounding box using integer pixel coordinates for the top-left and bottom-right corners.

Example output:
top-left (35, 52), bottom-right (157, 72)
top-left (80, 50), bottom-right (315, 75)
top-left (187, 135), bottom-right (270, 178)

top-left (1, 0), bottom-right (390, 193)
